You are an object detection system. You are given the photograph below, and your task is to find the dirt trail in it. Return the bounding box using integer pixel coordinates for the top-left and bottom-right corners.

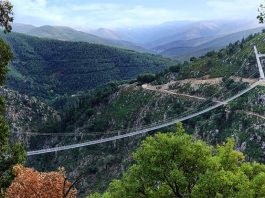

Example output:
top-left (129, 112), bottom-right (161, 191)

top-left (142, 76), bottom-right (257, 104)
top-left (142, 84), bottom-right (208, 101)
top-left (244, 111), bottom-right (265, 120)
top-left (154, 76), bottom-right (257, 90)
top-left (142, 84), bottom-right (225, 104)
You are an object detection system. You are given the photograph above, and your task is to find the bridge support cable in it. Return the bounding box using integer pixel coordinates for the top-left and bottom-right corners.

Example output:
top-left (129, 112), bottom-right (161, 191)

top-left (26, 80), bottom-right (263, 156)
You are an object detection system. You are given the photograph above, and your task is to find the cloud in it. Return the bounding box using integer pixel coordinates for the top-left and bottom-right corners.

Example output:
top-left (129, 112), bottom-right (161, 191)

top-left (12, 0), bottom-right (65, 23)
top-left (10, 0), bottom-right (260, 30)
top-left (206, 0), bottom-right (260, 19)
top-left (11, 0), bottom-right (189, 29)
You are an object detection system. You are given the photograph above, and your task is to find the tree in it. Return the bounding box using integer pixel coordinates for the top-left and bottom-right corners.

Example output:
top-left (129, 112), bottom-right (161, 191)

top-left (169, 65), bottom-right (181, 73)
top-left (137, 73), bottom-right (156, 84)
top-left (6, 165), bottom-right (77, 198)
top-left (258, 4), bottom-right (265, 24)
top-left (0, 1), bottom-right (25, 196)
top-left (88, 124), bottom-right (265, 198)
top-left (189, 57), bottom-right (197, 62)
top-left (0, 0), bottom-right (13, 33)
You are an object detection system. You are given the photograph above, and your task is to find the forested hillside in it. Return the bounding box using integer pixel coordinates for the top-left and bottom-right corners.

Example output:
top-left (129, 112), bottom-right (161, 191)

top-left (0, 32), bottom-right (175, 100)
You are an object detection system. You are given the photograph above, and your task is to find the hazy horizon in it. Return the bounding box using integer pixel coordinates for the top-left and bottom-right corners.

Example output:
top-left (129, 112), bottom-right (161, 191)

top-left (11, 0), bottom-right (262, 31)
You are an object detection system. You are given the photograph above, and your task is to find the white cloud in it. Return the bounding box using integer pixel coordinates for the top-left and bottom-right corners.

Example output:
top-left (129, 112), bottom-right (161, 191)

top-left (10, 0), bottom-right (189, 29)
top-left (70, 3), bottom-right (121, 12)
top-left (12, 0), bottom-right (65, 23)
top-left (10, 0), bottom-right (260, 30)
top-left (206, 0), bottom-right (260, 19)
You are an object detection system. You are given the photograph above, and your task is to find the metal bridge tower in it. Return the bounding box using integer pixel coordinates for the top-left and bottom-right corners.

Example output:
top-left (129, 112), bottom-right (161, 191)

top-left (254, 45), bottom-right (265, 80)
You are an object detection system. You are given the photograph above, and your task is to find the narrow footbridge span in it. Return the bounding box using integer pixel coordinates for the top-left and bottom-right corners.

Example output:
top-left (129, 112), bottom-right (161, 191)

top-left (26, 46), bottom-right (265, 156)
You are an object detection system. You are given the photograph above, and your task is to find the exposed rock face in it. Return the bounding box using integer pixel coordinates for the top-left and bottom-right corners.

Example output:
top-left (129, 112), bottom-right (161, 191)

top-left (0, 87), bottom-right (60, 146)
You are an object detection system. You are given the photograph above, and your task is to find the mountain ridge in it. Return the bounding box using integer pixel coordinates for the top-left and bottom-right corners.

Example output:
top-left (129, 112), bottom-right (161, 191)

top-left (11, 23), bottom-right (149, 53)
top-left (0, 31), bottom-right (175, 100)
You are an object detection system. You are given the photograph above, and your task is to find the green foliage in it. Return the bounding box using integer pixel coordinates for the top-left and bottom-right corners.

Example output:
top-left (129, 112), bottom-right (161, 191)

top-left (88, 125), bottom-right (265, 198)
top-left (190, 57), bottom-right (197, 62)
top-left (0, 32), bottom-right (175, 100)
top-left (174, 31), bottom-right (265, 80)
top-left (168, 65), bottom-right (181, 73)
top-left (0, 0), bottom-right (13, 33)
top-left (0, 38), bottom-right (24, 197)
top-left (0, 2), bottom-right (25, 195)
top-left (258, 4), bottom-right (265, 24)
top-left (0, 38), bottom-right (12, 85)
top-left (137, 73), bottom-right (156, 84)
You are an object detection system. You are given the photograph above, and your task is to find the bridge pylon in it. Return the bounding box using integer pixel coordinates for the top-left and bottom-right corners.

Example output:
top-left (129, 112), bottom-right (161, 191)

top-left (254, 45), bottom-right (265, 81)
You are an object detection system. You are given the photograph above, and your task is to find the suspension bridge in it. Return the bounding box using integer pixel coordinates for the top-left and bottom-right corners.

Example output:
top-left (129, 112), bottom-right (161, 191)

top-left (26, 46), bottom-right (265, 156)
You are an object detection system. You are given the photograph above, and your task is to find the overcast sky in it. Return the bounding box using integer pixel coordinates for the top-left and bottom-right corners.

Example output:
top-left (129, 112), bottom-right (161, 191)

top-left (11, 0), bottom-right (262, 30)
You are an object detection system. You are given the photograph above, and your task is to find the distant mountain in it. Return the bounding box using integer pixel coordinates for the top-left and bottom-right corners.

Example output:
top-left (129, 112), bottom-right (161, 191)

top-left (12, 20), bottom-right (261, 57)
top-left (12, 23), bottom-right (148, 53)
top-left (89, 28), bottom-right (127, 41)
top-left (0, 32), bottom-right (175, 100)
top-left (117, 19), bottom-right (261, 48)
top-left (159, 27), bottom-right (264, 60)
top-left (12, 23), bottom-right (35, 34)
top-left (153, 36), bottom-right (220, 53)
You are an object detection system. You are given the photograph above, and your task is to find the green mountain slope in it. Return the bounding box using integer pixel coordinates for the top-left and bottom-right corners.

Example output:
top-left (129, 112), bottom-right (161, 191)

top-left (0, 32), bottom-right (175, 99)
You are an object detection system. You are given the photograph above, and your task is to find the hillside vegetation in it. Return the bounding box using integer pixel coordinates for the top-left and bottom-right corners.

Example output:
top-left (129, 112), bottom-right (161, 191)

top-left (9, 31), bottom-right (265, 196)
top-left (89, 126), bottom-right (265, 198)
top-left (0, 32), bottom-right (175, 100)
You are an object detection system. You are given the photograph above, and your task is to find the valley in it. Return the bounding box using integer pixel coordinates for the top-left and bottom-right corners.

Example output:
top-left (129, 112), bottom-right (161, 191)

top-left (2, 30), bottom-right (265, 196)
top-left (0, 32), bottom-right (175, 100)
top-left (1, 0), bottom-right (265, 197)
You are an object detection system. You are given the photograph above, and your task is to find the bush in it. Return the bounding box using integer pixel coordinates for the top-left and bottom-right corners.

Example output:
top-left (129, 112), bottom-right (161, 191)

top-left (89, 124), bottom-right (265, 198)
top-left (169, 65), bottom-right (181, 73)
top-left (190, 57), bottom-right (197, 62)
top-left (137, 73), bottom-right (156, 84)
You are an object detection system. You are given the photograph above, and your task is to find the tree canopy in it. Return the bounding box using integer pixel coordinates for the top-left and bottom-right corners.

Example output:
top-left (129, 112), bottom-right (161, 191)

top-left (0, 0), bottom-right (13, 33)
top-left (258, 4), bottom-right (265, 24)
top-left (0, 1), bottom-right (25, 197)
top-left (88, 124), bottom-right (265, 198)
